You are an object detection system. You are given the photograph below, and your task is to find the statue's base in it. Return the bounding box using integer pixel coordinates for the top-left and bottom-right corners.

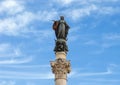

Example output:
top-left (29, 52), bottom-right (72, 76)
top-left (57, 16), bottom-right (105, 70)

top-left (54, 39), bottom-right (68, 53)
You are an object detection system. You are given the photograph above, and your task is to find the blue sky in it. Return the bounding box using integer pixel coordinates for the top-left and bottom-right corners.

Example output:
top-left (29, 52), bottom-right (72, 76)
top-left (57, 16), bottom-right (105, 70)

top-left (0, 0), bottom-right (120, 85)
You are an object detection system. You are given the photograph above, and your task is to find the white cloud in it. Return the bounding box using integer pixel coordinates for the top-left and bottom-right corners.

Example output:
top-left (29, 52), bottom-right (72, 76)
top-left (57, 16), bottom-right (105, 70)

top-left (84, 78), bottom-right (120, 82)
top-left (79, 79), bottom-right (120, 85)
top-left (0, 10), bottom-right (57, 36)
top-left (0, 80), bottom-right (15, 85)
top-left (0, 11), bottom-right (35, 36)
top-left (0, 0), bottom-right (119, 36)
top-left (59, 0), bottom-right (120, 21)
top-left (103, 33), bottom-right (120, 40)
top-left (0, 0), bottom-right (24, 15)
top-left (0, 43), bottom-right (33, 64)
top-left (107, 64), bottom-right (119, 73)
top-left (100, 33), bottom-right (120, 49)
top-left (84, 40), bottom-right (98, 45)
top-left (73, 0), bottom-right (120, 4)
top-left (25, 29), bottom-right (54, 43)
top-left (0, 64), bottom-right (50, 68)
top-left (90, 0), bottom-right (120, 3)
top-left (1, 0), bottom-right (119, 36)
top-left (69, 5), bottom-right (119, 21)
top-left (98, 7), bottom-right (120, 15)
top-left (0, 43), bottom-right (22, 57)
top-left (0, 0), bottom-right (58, 36)
top-left (109, 63), bottom-right (118, 67)
top-left (37, 10), bottom-right (58, 22)
top-left (26, 82), bottom-right (35, 85)
top-left (70, 67), bottom-right (113, 78)
top-left (83, 33), bottom-right (120, 54)
top-left (53, 0), bottom-right (120, 6)
top-left (0, 57), bottom-right (32, 64)
top-left (0, 71), bottom-right (54, 79)
top-left (70, 64), bottom-right (120, 78)
top-left (0, 43), bottom-right (10, 53)
top-left (79, 70), bottom-right (112, 77)
top-left (54, 0), bottom-right (73, 5)
top-left (64, 4), bottom-right (97, 21)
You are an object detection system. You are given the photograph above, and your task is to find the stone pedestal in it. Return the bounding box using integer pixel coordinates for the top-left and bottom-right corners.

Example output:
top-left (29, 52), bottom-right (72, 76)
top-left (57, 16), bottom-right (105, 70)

top-left (51, 52), bottom-right (71, 85)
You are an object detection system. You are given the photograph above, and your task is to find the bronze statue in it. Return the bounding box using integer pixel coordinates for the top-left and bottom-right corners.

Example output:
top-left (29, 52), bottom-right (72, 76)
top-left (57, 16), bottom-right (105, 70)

top-left (52, 16), bottom-right (70, 53)
top-left (53, 16), bottom-right (70, 40)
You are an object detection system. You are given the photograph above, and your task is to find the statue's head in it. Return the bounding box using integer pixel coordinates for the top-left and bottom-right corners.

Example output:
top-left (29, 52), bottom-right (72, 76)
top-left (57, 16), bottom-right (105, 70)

top-left (60, 16), bottom-right (64, 20)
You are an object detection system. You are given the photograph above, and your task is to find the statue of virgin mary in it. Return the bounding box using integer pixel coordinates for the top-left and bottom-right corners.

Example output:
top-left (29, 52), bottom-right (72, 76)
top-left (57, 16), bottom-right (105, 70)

top-left (53, 16), bottom-right (70, 40)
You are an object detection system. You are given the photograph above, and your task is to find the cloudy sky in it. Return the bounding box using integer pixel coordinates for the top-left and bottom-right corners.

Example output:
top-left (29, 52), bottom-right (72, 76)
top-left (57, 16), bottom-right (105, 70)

top-left (0, 0), bottom-right (120, 85)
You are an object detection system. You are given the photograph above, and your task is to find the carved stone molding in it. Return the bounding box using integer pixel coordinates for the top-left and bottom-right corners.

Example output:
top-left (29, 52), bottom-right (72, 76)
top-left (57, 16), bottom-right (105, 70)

top-left (50, 58), bottom-right (71, 79)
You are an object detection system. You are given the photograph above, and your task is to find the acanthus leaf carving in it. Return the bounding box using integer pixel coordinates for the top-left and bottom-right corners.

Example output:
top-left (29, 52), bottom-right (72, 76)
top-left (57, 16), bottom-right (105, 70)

top-left (50, 58), bottom-right (71, 75)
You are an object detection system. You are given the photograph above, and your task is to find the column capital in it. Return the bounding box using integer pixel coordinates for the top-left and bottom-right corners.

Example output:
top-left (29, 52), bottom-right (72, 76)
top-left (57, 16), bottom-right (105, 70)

top-left (50, 58), bottom-right (71, 79)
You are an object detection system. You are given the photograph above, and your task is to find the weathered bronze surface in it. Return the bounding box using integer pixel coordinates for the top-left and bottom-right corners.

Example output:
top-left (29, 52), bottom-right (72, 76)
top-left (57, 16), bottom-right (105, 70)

top-left (52, 16), bottom-right (70, 52)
